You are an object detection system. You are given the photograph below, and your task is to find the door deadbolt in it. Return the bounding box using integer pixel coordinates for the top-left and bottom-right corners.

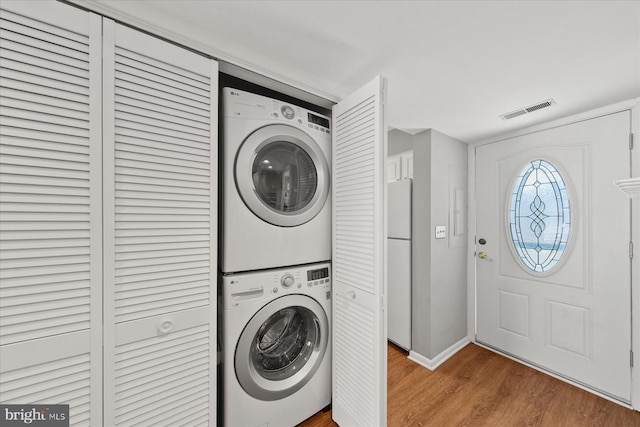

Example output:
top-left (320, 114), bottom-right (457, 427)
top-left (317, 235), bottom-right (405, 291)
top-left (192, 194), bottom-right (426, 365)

top-left (478, 238), bottom-right (487, 245)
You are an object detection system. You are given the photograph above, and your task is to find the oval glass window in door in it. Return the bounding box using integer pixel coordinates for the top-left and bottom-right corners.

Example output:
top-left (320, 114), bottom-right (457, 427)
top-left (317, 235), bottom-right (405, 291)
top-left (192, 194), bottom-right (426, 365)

top-left (508, 159), bottom-right (571, 273)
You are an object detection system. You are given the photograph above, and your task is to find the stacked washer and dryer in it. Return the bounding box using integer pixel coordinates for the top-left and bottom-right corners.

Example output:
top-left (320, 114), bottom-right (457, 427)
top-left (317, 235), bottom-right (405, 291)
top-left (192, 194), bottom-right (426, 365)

top-left (219, 87), bottom-right (333, 426)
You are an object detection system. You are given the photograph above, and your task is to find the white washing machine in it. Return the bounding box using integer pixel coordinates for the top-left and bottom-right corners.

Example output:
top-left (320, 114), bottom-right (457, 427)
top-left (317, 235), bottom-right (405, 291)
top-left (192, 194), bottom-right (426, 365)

top-left (221, 88), bottom-right (331, 273)
top-left (221, 262), bottom-right (331, 426)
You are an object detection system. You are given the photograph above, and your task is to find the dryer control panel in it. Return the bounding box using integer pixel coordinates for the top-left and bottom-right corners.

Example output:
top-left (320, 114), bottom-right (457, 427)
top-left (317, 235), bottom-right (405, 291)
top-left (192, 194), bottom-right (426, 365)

top-left (223, 87), bottom-right (331, 137)
top-left (222, 262), bottom-right (332, 309)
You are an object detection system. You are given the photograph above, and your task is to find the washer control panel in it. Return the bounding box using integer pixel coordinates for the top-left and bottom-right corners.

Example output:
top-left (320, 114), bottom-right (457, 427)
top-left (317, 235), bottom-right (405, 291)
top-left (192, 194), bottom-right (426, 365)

top-left (222, 262), bottom-right (331, 308)
top-left (306, 266), bottom-right (330, 288)
top-left (222, 87), bottom-right (331, 136)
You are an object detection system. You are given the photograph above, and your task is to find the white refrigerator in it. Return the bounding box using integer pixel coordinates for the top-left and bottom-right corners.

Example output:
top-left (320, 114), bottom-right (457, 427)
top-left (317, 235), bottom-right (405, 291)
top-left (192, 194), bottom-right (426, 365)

top-left (387, 179), bottom-right (412, 350)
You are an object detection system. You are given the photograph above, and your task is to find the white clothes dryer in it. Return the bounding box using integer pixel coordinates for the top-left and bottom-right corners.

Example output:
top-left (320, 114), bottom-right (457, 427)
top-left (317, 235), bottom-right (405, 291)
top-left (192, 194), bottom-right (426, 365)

top-left (221, 88), bottom-right (331, 273)
top-left (221, 262), bottom-right (331, 427)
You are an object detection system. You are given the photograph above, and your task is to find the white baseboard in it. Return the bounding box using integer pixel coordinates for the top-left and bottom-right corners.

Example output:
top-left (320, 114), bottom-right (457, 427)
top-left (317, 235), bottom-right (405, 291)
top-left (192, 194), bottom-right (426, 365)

top-left (408, 337), bottom-right (470, 371)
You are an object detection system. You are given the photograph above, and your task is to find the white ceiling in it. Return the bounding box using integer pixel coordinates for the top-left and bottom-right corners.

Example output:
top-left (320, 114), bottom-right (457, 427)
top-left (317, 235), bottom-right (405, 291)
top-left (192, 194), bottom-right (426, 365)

top-left (82, 0), bottom-right (639, 143)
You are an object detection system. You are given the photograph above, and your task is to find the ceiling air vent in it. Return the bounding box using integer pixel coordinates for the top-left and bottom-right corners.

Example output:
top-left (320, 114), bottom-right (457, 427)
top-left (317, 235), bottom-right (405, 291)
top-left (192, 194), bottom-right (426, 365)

top-left (500, 98), bottom-right (556, 120)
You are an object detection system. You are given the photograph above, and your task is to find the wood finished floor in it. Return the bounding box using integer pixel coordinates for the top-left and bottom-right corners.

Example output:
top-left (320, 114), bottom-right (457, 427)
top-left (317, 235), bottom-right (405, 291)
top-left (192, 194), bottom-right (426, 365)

top-left (298, 343), bottom-right (640, 426)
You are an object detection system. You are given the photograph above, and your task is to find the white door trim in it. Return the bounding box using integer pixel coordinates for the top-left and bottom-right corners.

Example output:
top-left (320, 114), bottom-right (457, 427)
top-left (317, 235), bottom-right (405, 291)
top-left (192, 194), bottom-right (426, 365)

top-left (467, 97), bottom-right (640, 409)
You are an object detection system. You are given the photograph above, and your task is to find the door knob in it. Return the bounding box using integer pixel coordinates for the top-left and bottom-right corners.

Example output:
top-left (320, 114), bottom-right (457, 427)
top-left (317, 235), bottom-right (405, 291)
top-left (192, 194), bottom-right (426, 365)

top-left (478, 251), bottom-right (488, 259)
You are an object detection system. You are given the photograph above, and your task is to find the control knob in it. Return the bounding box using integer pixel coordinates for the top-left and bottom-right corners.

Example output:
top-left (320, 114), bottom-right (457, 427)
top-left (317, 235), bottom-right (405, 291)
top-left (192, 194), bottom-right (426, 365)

top-left (281, 105), bottom-right (295, 119)
top-left (281, 273), bottom-right (295, 288)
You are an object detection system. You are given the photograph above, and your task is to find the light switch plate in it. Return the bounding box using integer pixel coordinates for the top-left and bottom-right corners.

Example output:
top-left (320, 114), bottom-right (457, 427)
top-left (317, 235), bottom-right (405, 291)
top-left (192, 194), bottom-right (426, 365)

top-left (435, 225), bottom-right (446, 239)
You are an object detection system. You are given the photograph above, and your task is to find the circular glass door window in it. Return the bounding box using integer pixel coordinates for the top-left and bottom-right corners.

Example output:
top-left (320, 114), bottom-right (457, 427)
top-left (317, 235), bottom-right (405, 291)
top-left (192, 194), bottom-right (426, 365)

top-left (235, 295), bottom-right (329, 401)
top-left (252, 141), bottom-right (317, 214)
top-left (251, 306), bottom-right (316, 381)
top-left (235, 124), bottom-right (330, 227)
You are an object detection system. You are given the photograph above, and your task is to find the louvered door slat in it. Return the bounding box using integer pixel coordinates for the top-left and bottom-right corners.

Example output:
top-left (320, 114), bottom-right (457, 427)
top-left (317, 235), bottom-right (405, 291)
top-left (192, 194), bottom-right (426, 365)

top-left (116, 95), bottom-right (210, 126)
top-left (0, 3), bottom-right (93, 341)
top-left (2, 127), bottom-right (89, 148)
top-left (116, 381), bottom-right (208, 419)
top-left (112, 309), bottom-right (212, 427)
top-left (1, 356), bottom-right (90, 402)
top-left (104, 20), bottom-right (217, 425)
top-left (116, 197), bottom-right (210, 209)
top-left (0, 8), bottom-right (88, 43)
top-left (1, 45), bottom-right (90, 78)
top-left (115, 87), bottom-right (210, 120)
top-left (115, 109), bottom-right (210, 137)
top-left (3, 96), bottom-right (89, 125)
top-left (115, 134), bottom-right (210, 158)
top-left (115, 127), bottom-right (210, 152)
top-left (2, 144), bottom-right (89, 163)
top-left (2, 57), bottom-right (90, 88)
top-left (0, 32), bottom-right (89, 64)
top-left (2, 246), bottom-right (90, 261)
top-left (1, 328), bottom-right (95, 427)
top-left (0, 78), bottom-right (89, 105)
top-left (115, 80), bottom-right (208, 113)
top-left (115, 146), bottom-right (210, 170)
top-left (116, 175), bottom-right (209, 191)
top-left (1, 88), bottom-right (89, 115)
top-left (115, 246), bottom-right (209, 260)
top-left (114, 273), bottom-right (207, 295)
top-left (116, 240), bottom-right (209, 253)
top-left (115, 47), bottom-right (210, 86)
top-left (115, 66), bottom-right (210, 101)
top-left (332, 76), bottom-right (387, 427)
top-left (0, 2), bottom-right (101, 425)
top-left (116, 104), bottom-right (210, 134)
top-left (115, 55), bottom-right (208, 91)
top-left (2, 67), bottom-right (89, 97)
top-left (1, 105), bottom-right (90, 129)
top-left (115, 156), bottom-right (210, 177)
top-left (1, 194), bottom-right (88, 207)
top-left (114, 232), bottom-right (209, 245)
top-left (115, 120), bottom-right (209, 145)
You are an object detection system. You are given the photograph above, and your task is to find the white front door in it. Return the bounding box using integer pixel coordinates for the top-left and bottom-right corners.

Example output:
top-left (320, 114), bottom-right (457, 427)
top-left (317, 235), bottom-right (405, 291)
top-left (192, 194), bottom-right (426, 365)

top-left (475, 111), bottom-right (632, 402)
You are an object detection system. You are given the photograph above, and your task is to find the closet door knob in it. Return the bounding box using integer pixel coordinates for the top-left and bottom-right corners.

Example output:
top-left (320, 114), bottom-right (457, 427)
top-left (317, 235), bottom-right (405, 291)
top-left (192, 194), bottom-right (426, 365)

top-left (158, 320), bottom-right (173, 335)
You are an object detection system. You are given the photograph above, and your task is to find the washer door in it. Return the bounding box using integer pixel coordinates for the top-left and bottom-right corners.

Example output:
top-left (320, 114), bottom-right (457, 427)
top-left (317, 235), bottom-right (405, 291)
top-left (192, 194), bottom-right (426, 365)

top-left (235, 294), bottom-right (329, 401)
top-left (235, 124), bottom-right (330, 227)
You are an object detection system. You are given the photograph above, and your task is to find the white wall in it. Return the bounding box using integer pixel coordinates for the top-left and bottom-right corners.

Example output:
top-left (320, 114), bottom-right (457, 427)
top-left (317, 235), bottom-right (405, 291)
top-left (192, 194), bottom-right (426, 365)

top-left (428, 130), bottom-right (468, 356)
top-left (387, 128), bottom-right (413, 156)
top-left (388, 129), bottom-right (468, 361)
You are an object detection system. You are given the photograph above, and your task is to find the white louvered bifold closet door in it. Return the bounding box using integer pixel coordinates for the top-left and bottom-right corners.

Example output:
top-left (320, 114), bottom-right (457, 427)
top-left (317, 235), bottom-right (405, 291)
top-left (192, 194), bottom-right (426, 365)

top-left (0, 2), bottom-right (102, 426)
top-left (331, 76), bottom-right (388, 427)
top-left (102, 20), bottom-right (217, 427)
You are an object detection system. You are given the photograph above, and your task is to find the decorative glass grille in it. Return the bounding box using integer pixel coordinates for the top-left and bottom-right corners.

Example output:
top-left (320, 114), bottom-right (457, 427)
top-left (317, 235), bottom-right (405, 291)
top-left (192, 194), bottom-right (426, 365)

top-left (509, 159), bottom-right (571, 273)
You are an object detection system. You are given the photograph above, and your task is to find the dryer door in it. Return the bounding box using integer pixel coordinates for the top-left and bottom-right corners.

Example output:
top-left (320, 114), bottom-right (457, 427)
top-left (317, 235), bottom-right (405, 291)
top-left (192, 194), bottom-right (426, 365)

top-left (235, 124), bottom-right (330, 227)
top-left (235, 294), bottom-right (329, 401)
